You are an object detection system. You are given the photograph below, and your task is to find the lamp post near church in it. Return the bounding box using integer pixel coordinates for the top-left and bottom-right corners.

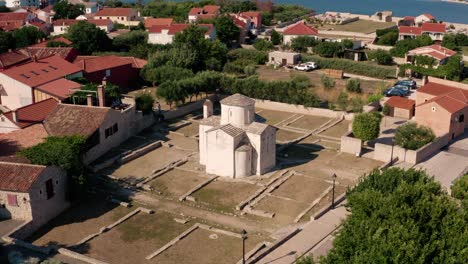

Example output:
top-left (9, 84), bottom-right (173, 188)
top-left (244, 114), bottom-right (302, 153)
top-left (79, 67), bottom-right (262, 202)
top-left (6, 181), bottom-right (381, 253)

top-left (331, 173), bottom-right (337, 209)
top-left (241, 229), bottom-right (247, 264)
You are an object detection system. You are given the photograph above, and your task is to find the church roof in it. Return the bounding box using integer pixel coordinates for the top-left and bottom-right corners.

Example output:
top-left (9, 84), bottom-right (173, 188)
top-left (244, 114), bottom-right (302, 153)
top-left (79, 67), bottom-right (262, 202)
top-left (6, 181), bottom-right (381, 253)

top-left (220, 124), bottom-right (245, 138)
top-left (246, 122), bottom-right (272, 135)
top-left (221, 94), bottom-right (255, 107)
top-left (199, 115), bottom-right (220, 126)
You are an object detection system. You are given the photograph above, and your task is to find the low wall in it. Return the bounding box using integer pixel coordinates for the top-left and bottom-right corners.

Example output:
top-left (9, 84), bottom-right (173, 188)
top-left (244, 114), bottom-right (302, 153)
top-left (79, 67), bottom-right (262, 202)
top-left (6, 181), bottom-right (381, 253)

top-left (163, 94), bottom-right (218, 120)
top-left (340, 133), bottom-right (362, 155)
top-left (373, 133), bottom-right (449, 164)
top-left (254, 99), bottom-right (345, 118)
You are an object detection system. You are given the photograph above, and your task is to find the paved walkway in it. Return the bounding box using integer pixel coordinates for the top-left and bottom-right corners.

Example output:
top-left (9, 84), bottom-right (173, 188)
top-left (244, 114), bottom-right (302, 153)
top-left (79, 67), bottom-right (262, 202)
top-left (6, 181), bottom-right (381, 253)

top-left (256, 205), bottom-right (348, 264)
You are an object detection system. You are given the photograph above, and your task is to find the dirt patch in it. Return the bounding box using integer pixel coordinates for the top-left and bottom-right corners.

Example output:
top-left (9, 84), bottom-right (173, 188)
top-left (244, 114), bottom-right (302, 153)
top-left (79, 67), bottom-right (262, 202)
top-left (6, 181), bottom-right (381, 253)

top-left (276, 129), bottom-right (305, 142)
top-left (154, 227), bottom-right (263, 264)
top-left (254, 195), bottom-right (307, 224)
top-left (28, 197), bottom-right (130, 247)
top-left (149, 170), bottom-right (210, 198)
top-left (173, 122), bottom-right (199, 137)
top-left (274, 175), bottom-right (330, 202)
top-left (107, 147), bottom-right (189, 180)
top-left (166, 133), bottom-right (198, 151)
top-left (313, 20), bottom-right (395, 34)
top-left (255, 108), bottom-right (295, 125)
top-left (81, 211), bottom-right (187, 264)
top-left (192, 180), bottom-right (259, 213)
top-left (288, 115), bottom-right (332, 131)
top-left (319, 120), bottom-right (351, 138)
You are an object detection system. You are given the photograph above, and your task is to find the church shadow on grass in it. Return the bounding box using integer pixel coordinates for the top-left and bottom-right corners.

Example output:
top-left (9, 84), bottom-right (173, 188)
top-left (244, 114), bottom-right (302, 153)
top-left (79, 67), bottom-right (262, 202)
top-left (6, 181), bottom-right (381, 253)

top-left (276, 143), bottom-right (324, 169)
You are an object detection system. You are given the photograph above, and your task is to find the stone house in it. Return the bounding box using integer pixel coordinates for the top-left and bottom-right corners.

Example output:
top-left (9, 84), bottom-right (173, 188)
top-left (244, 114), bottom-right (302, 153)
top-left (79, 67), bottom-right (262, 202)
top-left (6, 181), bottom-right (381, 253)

top-left (52, 19), bottom-right (114, 35)
top-left (199, 94), bottom-right (276, 178)
top-left (144, 17), bottom-right (173, 29)
top-left (405, 44), bottom-right (457, 67)
top-left (398, 22), bottom-right (446, 41)
top-left (415, 80), bottom-right (468, 139)
top-left (415, 13), bottom-right (436, 25)
top-left (94, 8), bottom-right (140, 26)
top-left (0, 162), bottom-right (69, 228)
top-left (282, 22), bottom-right (318, 45)
top-left (268, 51), bottom-right (301, 66)
top-left (148, 24), bottom-right (216, 45)
top-left (384, 96), bottom-right (415, 120)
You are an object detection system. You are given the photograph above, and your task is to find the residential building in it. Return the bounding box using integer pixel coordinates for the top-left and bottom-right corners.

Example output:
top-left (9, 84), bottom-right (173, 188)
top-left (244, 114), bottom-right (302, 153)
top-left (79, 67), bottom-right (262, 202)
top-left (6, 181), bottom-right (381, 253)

top-left (29, 36), bottom-right (73, 47)
top-left (415, 79), bottom-right (468, 139)
top-left (282, 22), bottom-right (318, 45)
top-left (230, 15), bottom-right (250, 44)
top-left (35, 5), bottom-right (55, 23)
top-left (0, 55), bottom-right (82, 110)
top-left (0, 124), bottom-right (48, 158)
top-left (415, 13), bottom-right (435, 24)
top-left (371, 10), bottom-right (393, 22)
top-left (188, 5), bottom-right (220, 23)
top-left (5, 0), bottom-right (39, 8)
top-left (0, 98), bottom-right (58, 133)
top-left (384, 96), bottom-right (415, 119)
top-left (68, 0), bottom-right (98, 14)
top-left (398, 22), bottom-right (446, 41)
top-left (94, 8), bottom-right (139, 26)
top-left (52, 19), bottom-right (113, 35)
top-left (73, 55), bottom-right (145, 88)
top-left (0, 46), bottom-right (77, 71)
top-left (405, 44), bottom-right (457, 67)
top-left (148, 23), bottom-right (216, 45)
top-left (144, 17), bottom-right (173, 29)
top-left (0, 162), bottom-right (69, 231)
top-left (268, 51), bottom-right (301, 66)
top-left (199, 94), bottom-right (276, 178)
top-left (398, 16), bottom-right (415, 27)
top-left (240, 11), bottom-right (262, 32)
top-left (0, 11), bottom-right (37, 31)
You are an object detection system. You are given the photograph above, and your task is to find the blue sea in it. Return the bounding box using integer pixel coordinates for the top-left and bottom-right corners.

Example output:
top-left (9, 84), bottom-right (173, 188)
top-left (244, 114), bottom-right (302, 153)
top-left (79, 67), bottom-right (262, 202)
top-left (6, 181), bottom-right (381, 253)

top-left (131, 0), bottom-right (468, 24)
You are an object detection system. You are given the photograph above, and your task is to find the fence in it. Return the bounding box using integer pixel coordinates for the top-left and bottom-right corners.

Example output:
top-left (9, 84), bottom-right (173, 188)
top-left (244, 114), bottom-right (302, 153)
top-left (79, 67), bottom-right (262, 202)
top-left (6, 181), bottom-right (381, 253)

top-left (163, 94), bottom-right (218, 120)
top-left (254, 99), bottom-right (346, 118)
top-left (340, 132), bottom-right (362, 155)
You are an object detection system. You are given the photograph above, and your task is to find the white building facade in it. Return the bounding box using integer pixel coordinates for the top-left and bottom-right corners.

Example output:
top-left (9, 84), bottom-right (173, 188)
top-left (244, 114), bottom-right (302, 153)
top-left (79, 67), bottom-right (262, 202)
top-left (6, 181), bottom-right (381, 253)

top-left (199, 94), bottom-right (276, 179)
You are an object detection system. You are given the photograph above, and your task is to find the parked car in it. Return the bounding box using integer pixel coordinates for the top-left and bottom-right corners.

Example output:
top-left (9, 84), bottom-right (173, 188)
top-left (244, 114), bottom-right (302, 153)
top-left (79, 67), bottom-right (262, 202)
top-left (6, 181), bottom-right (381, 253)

top-left (395, 79), bottom-right (417, 89)
top-left (386, 85), bottom-right (410, 96)
top-left (384, 87), bottom-right (406, 97)
top-left (294, 62), bottom-right (317, 71)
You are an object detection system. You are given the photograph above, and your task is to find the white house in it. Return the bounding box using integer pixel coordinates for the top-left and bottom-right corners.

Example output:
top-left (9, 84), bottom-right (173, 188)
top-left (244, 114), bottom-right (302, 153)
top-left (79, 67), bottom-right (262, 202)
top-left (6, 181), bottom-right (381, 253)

top-left (69, 0), bottom-right (98, 14)
top-left (282, 22), bottom-right (319, 45)
top-left (199, 94), bottom-right (276, 178)
top-left (415, 13), bottom-right (435, 25)
top-left (148, 23), bottom-right (216, 45)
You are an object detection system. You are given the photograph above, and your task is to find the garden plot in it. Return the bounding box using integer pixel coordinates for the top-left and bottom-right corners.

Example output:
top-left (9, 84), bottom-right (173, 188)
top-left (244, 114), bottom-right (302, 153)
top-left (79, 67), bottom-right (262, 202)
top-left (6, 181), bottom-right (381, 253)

top-left (149, 169), bottom-right (212, 198)
top-left (153, 227), bottom-right (263, 264)
top-left (81, 211), bottom-right (188, 264)
top-left (107, 146), bottom-right (190, 180)
top-left (28, 198), bottom-right (131, 248)
top-left (287, 115), bottom-right (332, 131)
top-left (192, 179), bottom-right (260, 213)
top-left (255, 108), bottom-right (296, 126)
top-left (276, 129), bottom-right (306, 142)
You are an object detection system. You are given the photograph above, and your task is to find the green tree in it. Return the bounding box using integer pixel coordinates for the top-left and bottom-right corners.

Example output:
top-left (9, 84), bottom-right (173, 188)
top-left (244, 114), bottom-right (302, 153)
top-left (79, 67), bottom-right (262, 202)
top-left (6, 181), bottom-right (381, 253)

top-left (53, 0), bottom-right (85, 19)
top-left (253, 38), bottom-right (274, 51)
top-left (314, 42), bottom-right (343, 57)
top-left (394, 122), bottom-right (435, 150)
top-left (213, 15), bottom-right (241, 46)
top-left (382, 104), bottom-right (391, 115)
top-left (337, 91), bottom-right (349, 111)
top-left (13, 26), bottom-right (45, 48)
top-left (270, 29), bottom-right (282, 45)
top-left (67, 21), bottom-right (112, 54)
top-left (349, 96), bottom-right (364, 113)
top-left (442, 33), bottom-right (468, 50)
top-left (135, 94), bottom-right (155, 114)
top-left (0, 31), bottom-right (15, 53)
top-left (452, 174), bottom-right (468, 201)
top-left (113, 30), bottom-right (148, 51)
top-left (352, 112), bottom-right (382, 141)
top-left (376, 31), bottom-right (398, 46)
top-left (324, 168), bottom-right (468, 264)
top-left (390, 35), bottom-right (433, 57)
top-left (291, 36), bottom-right (318, 52)
top-left (346, 78), bottom-right (361, 93)
top-left (367, 50), bottom-right (393, 65)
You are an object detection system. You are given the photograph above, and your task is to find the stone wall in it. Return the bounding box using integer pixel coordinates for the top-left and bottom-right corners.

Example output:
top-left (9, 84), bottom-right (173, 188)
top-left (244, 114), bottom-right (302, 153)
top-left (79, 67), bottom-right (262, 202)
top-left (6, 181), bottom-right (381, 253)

top-left (254, 99), bottom-right (345, 119)
top-left (163, 94), bottom-right (218, 120)
top-left (428, 76), bottom-right (468, 91)
top-left (340, 132), bottom-right (362, 155)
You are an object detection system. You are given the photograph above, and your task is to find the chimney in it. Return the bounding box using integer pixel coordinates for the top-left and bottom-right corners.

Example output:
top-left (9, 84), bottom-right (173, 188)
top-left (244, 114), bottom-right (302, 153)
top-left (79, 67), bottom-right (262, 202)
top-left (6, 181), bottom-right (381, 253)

top-left (12, 111), bottom-right (18, 123)
top-left (203, 99), bottom-right (213, 119)
top-left (97, 85), bottom-right (106, 107)
top-left (86, 94), bottom-right (93, 106)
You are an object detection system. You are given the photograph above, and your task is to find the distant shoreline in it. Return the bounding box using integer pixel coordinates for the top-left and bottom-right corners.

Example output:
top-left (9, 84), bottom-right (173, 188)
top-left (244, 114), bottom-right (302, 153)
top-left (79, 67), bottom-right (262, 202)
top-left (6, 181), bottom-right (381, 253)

top-left (441, 0), bottom-right (468, 5)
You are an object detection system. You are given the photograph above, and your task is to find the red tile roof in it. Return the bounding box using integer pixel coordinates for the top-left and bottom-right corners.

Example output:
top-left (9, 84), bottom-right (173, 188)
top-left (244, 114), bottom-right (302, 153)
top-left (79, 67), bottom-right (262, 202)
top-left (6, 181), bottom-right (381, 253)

top-left (407, 44), bottom-right (456, 61)
top-left (385, 96), bottom-right (415, 110)
top-left (88, 19), bottom-right (113, 26)
top-left (52, 19), bottom-right (76, 26)
top-left (1, 55), bottom-right (82, 87)
top-left (421, 22), bottom-right (446, 33)
top-left (0, 124), bottom-right (48, 157)
top-left (283, 22), bottom-right (318, 36)
top-left (203, 5), bottom-right (221, 13)
top-left (417, 82), bottom-right (459, 96)
top-left (399, 26), bottom-right (422, 35)
top-left (189, 5), bottom-right (220, 16)
top-left (95, 8), bottom-right (134, 17)
top-left (417, 82), bottom-right (468, 114)
top-left (41, 5), bottom-right (55, 13)
top-left (0, 162), bottom-right (46, 192)
top-left (148, 23), bottom-right (214, 35)
top-left (0, 21), bottom-right (24, 31)
top-left (403, 16), bottom-right (415, 20)
top-left (30, 36), bottom-right (72, 48)
top-left (0, 51), bottom-right (30, 70)
top-left (144, 18), bottom-right (173, 29)
top-left (232, 16), bottom-right (246, 29)
top-left (421, 13), bottom-right (435, 20)
top-left (241, 11), bottom-right (261, 18)
top-left (36, 78), bottom-right (82, 99)
top-left (73, 55), bottom-right (133, 73)
top-left (0, 12), bottom-right (29, 22)
top-left (3, 98), bottom-right (58, 129)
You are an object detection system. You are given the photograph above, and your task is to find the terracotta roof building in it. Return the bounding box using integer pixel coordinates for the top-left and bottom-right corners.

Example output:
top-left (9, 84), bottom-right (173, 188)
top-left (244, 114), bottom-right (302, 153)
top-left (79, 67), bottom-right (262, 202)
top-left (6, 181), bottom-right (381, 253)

top-left (53, 19), bottom-right (114, 35)
top-left (188, 5), bottom-right (220, 23)
top-left (0, 47), bottom-right (77, 71)
top-left (405, 44), bottom-right (457, 67)
top-left (94, 8), bottom-right (139, 26)
top-left (144, 18), bottom-right (173, 29)
top-left (385, 96), bottom-right (415, 119)
top-left (282, 22), bottom-right (318, 44)
top-left (0, 55), bottom-right (83, 110)
top-left (148, 23), bottom-right (216, 45)
top-left (415, 79), bottom-right (468, 138)
top-left (398, 22), bottom-right (446, 41)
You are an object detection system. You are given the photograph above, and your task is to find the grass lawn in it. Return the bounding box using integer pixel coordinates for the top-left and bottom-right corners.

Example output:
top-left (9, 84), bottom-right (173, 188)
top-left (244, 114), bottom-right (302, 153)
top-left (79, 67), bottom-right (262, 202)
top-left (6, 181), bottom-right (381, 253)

top-left (314, 20), bottom-right (396, 34)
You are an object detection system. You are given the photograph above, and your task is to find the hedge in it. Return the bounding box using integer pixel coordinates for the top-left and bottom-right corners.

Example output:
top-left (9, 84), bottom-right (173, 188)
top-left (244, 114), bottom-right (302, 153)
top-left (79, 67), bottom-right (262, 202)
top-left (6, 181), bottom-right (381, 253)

top-left (302, 54), bottom-right (397, 79)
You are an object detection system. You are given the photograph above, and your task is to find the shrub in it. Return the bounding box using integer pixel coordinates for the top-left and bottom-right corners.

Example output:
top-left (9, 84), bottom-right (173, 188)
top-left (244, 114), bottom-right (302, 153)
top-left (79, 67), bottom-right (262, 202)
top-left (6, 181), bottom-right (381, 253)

top-left (367, 94), bottom-right (383, 104)
top-left (382, 104), bottom-right (391, 116)
top-left (135, 94), bottom-right (155, 114)
top-left (452, 174), bottom-right (468, 200)
top-left (302, 54), bottom-right (396, 79)
top-left (346, 78), bottom-right (361, 93)
top-left (291, 36), bottom-right (318, 52)
top-left (337, 91), bottom-right (348, 111)
top-left (394, 123), bottom-right (435, 150)
top-left (321, 75), bottom-right (335, 89)
top-left (253, 38), bottom-right (274, 51)
top-left (270, 29), bottom-right (282, 45)
top-left (390, 35), bottom-right (433, 57)
top-left (314, 42), bottom-right (343, 57)
top-left (349, 97), bottom-right (364, 113)
top-left (367, 50), bottom-right (393, 65)
top-left (227, 49), bottom-right (268, 64)
top-left (376, 31), bottom-right (398, 46)
top-left (244, 65), bottom-right (256, 76)
top-left (352, 112), bottom-right (382, 141)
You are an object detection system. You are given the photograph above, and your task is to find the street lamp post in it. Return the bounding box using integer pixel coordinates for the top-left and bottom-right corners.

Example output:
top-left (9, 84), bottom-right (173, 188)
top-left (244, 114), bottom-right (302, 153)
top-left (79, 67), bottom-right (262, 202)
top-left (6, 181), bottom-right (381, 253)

top-left (331, 173), bottom-right (337, 209)
top-left (241, 229), bottom-right (247, 264)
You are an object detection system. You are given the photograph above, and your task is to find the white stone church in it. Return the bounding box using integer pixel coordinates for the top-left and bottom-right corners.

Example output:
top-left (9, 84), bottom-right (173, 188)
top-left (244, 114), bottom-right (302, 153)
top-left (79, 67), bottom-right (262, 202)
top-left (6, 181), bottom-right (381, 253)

top-left (199, 94), bottom-right (276, 178)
